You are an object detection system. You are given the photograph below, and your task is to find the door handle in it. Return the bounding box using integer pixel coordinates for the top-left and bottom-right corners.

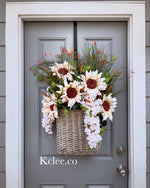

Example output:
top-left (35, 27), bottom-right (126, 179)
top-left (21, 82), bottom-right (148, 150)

top-left (117, 165), bottom-right (126, 176)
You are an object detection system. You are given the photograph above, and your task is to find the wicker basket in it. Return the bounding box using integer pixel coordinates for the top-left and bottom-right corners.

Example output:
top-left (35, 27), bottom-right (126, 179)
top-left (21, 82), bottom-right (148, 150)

top-left (56, 108), bottom-right (101, 155)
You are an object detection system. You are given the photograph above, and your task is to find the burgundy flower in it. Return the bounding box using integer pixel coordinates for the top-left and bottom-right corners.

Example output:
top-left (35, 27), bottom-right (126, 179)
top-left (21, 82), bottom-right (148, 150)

top-left (67, 87), bottom-right (77, 98)
top-left (86, 79), bottom-right (97, 89)
top-left (50, 104), bottom-right (54, 111)
top-left (102, 101), bottom-right (110, 111)
top-left (58, 68), bottom-right (68, 75)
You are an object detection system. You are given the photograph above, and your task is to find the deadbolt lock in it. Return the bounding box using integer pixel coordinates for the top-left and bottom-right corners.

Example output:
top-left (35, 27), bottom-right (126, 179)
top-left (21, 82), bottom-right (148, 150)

top-left (116, 146), bottom-right (125, 155)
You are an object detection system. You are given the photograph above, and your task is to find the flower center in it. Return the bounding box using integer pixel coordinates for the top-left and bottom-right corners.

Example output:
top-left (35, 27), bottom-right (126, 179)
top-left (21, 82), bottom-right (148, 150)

top-left (67, 87), bottom-right (77, 98)
top-left (102, 101), bottom-right (110, 111)
top-left (58, 68), bottom-right (68, 75)
top-left (50, 104), bottom-right (54, 111)
top-left (86, 79), bottom-right (97, 89)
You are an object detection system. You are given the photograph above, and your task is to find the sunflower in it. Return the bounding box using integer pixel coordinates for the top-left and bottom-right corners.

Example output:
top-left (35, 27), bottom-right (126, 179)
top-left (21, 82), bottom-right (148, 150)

top-left (60, 80), bottom-right (83, 108)
top-left (81, 70), bottom-right (107, 96)
top-left (51, 61), bottom-right (74, 81)
top-left (100, 94), bottom-right (117, 121)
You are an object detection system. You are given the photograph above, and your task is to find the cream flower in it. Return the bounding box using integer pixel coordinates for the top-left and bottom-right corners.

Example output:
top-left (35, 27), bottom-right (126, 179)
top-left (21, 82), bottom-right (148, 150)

top-left (42, 117), bottom-right (53, 134)
top-left (81, 95), bottom-right (102, 117)
top-left (87, 132), bottom-right (102, 149)
top-left (41, 95), bottom-right (58, 134)
top-left (51, 61), bottom-right (74, 81)
top-left (100, 94), bottom-right (117, 121)
top-left (61, 80), bottom-right (83, 108)
top-left (42, 96), bottom-right (58, 120)
top-left (81, 70), bottom-right (107, 96)
top-left (83, 109), bottom-right (101, 149)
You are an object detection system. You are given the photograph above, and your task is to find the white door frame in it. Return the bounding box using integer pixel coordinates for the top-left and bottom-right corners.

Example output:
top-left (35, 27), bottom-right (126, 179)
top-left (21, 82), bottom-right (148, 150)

top-left (6, 2), bottom-right (146, 188)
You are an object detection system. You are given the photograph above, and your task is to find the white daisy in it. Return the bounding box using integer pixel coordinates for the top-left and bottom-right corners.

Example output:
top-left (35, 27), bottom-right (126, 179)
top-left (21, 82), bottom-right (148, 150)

top-left (51, 61), bottom-right (74, 81)
top-left (60, 80), bottom-right (83, 108)
top-left (100, 94), bottom-right (117, 121)
top-left (81, 70), bottom-right (107, 96)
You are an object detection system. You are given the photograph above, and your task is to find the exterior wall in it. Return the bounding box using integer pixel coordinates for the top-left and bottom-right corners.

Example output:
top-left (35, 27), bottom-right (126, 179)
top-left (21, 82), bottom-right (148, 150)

top-left (146, 0), bottom-right (150, 187)
top-left (0, 0), bottom-right (149, 187)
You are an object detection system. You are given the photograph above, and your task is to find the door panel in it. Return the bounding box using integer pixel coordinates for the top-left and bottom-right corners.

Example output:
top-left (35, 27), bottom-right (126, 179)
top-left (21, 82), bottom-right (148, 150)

top-left (25, 22), bottom-right (127, 188)
top-left (25, 22), bottom-right (74, 188)
top-left (77, 22), bottom-right (127, 188)
top-left (77, 22), bottom-right (127, 160)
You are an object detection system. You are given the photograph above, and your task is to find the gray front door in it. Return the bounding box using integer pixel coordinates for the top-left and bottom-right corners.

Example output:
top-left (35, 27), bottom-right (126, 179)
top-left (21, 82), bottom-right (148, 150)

top-left (25, 21), bottom-right (127, 188)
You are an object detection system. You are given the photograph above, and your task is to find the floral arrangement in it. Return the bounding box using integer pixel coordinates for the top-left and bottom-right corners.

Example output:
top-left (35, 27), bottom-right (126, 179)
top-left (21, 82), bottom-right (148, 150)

top-left (31, 42), bottom-right (121, 150)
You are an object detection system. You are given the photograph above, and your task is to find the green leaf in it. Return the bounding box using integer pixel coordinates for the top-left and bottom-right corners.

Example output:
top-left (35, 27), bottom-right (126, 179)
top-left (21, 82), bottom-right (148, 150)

top-left (33, 67), bottom-right (37, 71)
top-left (33, 72), bottom-right (36, 76)
top-left (86, 146), bottom-right (93, 151)
top-left (86, 47), bottom-right (92, 52)
top-left (103, 128), bottom-right (108, 131)
top-left (55, 93), bottom-right (59, 98)
top-left (104, 76), bottom-right (111, 83)
top-left (100, 128), bottom-right (104, 136)
top-left (107, 72), bottom-right (111, 77)
top-left (72, 103), bottom-right (80, 109)
top-left (89, 110), bottom-right (92, 117)
top-left (92, 54), bottom-right (97, 62)
top-left (112, 91), bottom-right (120, 97)
top-left (112, 56), bottom-right (116, 61)
top-left (57, 99), bottom-right (62, 104)
top-left (37, 74), bottom-right (44, 81)
top-left (51, 82), bottom-right (56, 86)
top-left (100, 128), bottom-right (108, 136)
top-left (64, 109), bottom-right (68, 115)
top-left (101, 120), bottom-right (107, 127)
top-left (70, 60), bottom-right (75, 65)
top-left (80, 105), bottom-right (88, 112)
top-left (86, 65), bottom-right (91, 71)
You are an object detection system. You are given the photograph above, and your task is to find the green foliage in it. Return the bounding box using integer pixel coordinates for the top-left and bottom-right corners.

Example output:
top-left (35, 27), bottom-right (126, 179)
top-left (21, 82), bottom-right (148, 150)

top-left (30, 44), bottom-right (122, 151)
top-left (100, 128), bottom-right (104, 136)
top-left (100, 127), bottom-right (108, 136)
top-left (33, 67), bottom-right (37, 71)
top-left (72, 103), bottom-right (80, 109)
top-left (101, 120), bottom-right (107, 127)
top-left (57, 99), bottom-right (62, 104)
top-left (86, 47), bottom-right (93, 52)
top-left (80, 105), bottom-right (88, 112)
top-left (111, 56), bottom-right (116, 61)
top-left (64, 109), bottom-right (68, 115)
top-left (86, 146), bottom-right (94, 151)
top-left (86, 65), bottom-right (91, 71)
top-left (30, 43), bottom-right (121, 113)
top-left (51, 82), bottom-right (56, 86)
top-left (89, 110), bottom-right (92, 117)
top-left (37, 74), bottom-right (44, 81)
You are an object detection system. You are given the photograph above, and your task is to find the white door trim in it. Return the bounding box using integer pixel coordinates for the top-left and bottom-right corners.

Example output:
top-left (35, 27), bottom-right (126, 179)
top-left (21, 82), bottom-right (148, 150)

top-left (6, 2), bottom-right (146, 188)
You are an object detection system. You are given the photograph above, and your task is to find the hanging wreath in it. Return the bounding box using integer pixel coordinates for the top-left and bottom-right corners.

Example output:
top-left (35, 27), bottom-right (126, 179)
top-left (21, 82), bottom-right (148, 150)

top-left (30, 42), bottom-right (121, 155)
